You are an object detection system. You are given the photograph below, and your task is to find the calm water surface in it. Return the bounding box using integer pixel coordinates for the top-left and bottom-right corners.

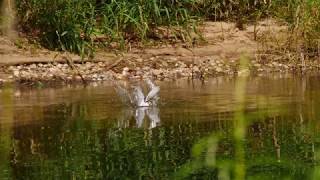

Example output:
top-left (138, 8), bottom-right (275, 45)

top-left (1, 75), bottom-right (320, 179)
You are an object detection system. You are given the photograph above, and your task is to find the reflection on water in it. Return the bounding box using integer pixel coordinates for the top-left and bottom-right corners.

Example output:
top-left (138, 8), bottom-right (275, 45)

top-left (135, 107), bottom-right (160, 128)
top-left (117, 107), bottom-right (160, 129)
top-left (0, 75), bottom-right (320, 179)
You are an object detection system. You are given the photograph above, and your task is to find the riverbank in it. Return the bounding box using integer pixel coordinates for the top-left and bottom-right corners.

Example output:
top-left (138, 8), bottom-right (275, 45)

top-left (1, 19), bottom-right (320, 86)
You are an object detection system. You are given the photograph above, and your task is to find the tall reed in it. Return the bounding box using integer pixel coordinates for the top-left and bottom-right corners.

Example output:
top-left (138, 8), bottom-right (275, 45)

top-left (15, 0), bottom-right (197, 56)
top-left (13, 0), bottom-right (320, 58)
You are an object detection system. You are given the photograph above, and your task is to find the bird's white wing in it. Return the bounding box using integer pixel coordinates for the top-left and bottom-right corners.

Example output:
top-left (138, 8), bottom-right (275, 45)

top-left (114, 83), bottom-right (133, 105)
top-left (145, 86), bottom-right (160, 103)
top-left (133, 86), bottom-right (145, 106)
top-left (146, 79), bottom-right (155, 89)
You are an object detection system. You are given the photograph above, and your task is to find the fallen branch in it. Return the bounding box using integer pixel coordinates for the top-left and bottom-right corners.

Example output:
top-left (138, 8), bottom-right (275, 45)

top-left (62, 55), bottom-right (87, 85)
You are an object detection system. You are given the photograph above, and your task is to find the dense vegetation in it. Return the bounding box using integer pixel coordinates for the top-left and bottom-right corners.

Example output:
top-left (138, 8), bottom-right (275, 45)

top-left (1, 0), bottom-right (320, 57)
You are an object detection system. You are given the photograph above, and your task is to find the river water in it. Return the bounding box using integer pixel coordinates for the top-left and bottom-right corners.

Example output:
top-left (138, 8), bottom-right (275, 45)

top-left (0, 74), bottom-right (320, 179)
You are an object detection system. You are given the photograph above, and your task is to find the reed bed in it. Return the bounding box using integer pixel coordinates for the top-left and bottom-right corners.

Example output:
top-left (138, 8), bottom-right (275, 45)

top-left (5, 0), bottom-right (320, 58)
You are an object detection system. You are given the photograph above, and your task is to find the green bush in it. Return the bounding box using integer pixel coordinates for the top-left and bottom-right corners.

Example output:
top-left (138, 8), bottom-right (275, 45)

top-left (271, 0), bottom-right (320, 54)
top-left (15, 0), bottom-right (197, 56)
top-left (14, 0), bottom-right (320, 57)
top-left (99, 0), bottom-right (195, 48)
top-left (16, 0), bottom-right (96, 56)
top-left (191, 0), bottom-right (271, 21)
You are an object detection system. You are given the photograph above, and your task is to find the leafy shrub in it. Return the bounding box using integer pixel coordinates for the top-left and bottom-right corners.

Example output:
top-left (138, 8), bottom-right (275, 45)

top-left (15, 0), bottom-right (197, 56)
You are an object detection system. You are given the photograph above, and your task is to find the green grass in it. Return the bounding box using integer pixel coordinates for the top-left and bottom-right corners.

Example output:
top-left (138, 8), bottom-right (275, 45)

top-left (253, 0), bottom-right (320, 61)
top-left (14, 0), bottom-right (197, 57)
top-left (10, 0), bottom-right (320, 58)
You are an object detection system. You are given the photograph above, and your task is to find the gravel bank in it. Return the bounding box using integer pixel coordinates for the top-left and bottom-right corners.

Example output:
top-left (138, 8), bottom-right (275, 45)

top-left (1, 55), bottom-right (319, 86)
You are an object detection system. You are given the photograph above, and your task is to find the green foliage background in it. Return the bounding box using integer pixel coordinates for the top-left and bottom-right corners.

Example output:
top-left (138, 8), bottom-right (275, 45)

top-left (5, 0), bottom-right (320, 57)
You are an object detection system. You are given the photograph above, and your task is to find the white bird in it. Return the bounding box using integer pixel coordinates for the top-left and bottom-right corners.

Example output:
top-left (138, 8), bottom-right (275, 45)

top-left (133, 79), bottom-right (160, 107)
top-left (112, 78), bottom-right (160, 128)
top-left (133, 86), bottom-right (149, 107)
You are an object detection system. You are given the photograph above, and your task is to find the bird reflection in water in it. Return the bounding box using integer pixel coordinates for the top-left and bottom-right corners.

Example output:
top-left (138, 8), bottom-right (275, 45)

top-left (117, 107), bottom-right (160, 129)
top-left (135, 107), bottom-right (160, 128)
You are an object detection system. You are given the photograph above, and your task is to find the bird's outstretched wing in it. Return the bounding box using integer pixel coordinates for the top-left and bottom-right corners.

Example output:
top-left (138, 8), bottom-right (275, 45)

top-left (113, 82), bottom-right (133, 105)
top-left (145, 86), bottom-right (160, 103)
top-left (146, 79), bottom-right (155, 89)
top-left (145, 79), bottom-right (160, 103)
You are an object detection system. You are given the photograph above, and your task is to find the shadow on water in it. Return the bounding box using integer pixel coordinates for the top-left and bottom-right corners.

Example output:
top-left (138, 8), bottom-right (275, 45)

top-left (0, 84), bottom-right (13, 179)
top-left (1, 74), bottom-right (320, 179)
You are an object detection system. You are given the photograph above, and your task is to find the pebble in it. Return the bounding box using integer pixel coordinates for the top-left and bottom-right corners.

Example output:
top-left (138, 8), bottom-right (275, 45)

top-left (238, 69), bottom-right (250, 76)
top-left (153, 69), bottom-right (162, 76)
top-left (254, 63), bottom-right (261, 67)
top-left (13, 70), bottom-right (20, 77)
top-left (2, 55), bottom-right (319, 84)
top-left (162, 61), bottom-right (168, 67)
top-left (193, 66), bottom-right (200, 72)
top-left (215, 67), bottom-right (223, 73)
top-left (180, 63), bottom-right (187, 68)
top-left (136, 58), bottom-right (143, 63)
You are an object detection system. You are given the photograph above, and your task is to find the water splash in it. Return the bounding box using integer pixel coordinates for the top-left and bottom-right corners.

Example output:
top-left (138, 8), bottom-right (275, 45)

top-left (144, 79), bottom-right (160, 106)
top-left (112, 78), bottom-right (160, 128)
top-left (113, 81), bottom-right (134, 106)
top-left (113, 79), bottom-right (160, 107)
